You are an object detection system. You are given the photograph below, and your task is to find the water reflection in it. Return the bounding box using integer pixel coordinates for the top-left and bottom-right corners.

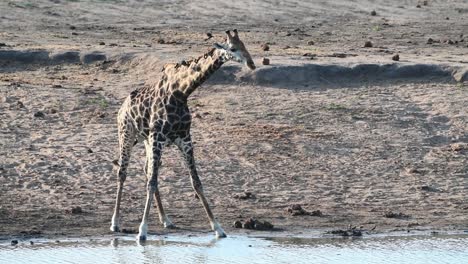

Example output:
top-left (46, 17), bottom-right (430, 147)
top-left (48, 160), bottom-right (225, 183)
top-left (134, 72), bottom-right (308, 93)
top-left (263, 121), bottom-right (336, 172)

top-left (1, 234), bottom-right (468, 264)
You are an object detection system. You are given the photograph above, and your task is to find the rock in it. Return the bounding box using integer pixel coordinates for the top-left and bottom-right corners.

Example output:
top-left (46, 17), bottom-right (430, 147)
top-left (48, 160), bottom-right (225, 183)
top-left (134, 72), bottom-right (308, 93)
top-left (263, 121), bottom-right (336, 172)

top-left (384, 211), bottom-right (409, 219)
top-left (48, 108), bottom-right (57, 114)
top-left (329, 229), bottom-right (362, 237)
top-left (71, 32), bottom-right (78, 36)
top-left (370, 10), bottom-right (377, 16)
top-left (70, 206), bottom-right (83, 214)
top-left (243, 218), bottom-right (256, 229)
top-left (80, 52), bottom-right (106, 64)
top-left (427, 38), bottom-right (434, 44)
top-left (50, 51), bottom-right (80, 64)
top-left (241, 218), bottom-right (274, 230)
top-left (416, 4), bottom-right (421, 8)
top-left (121, 228), bottom-right (137, 234)
top-left (30, 241), bottom-right (34, 245)
top-left (261, 43), bottom-right (270, 51)
top-left (99, 41), bottom-right (105, 45)
top-left (16, 101), bottom-right (24, 109)
top-left (287, 204), bottom-right (322, 216)
top-left (392, 54), bottom-right (400, 61)
top-left (11, 240), bottom-right (18, 246)
top-left (205, 32), bottom-right (213, 40)
top-left (453, 68), bottom-right (468, 82)
top-left (157, 38), bottom-right (165, 44)
top-left (450, 143), bottom-right (466, 151)
top-left (364, 41), bottom-right (373, 47)
top-left (69, 25), bottom-right (76, 30)
top-left (262, 58), bottom-right (270, 65)
top-left (0, 43), bottom-right (7, 47)
top-left (307, 40), bottom-right (315, 45)
top-left (233, 220), bottom-right (242, 228)
top-left (33, 111), bottom-right (45, 118)
top-left (87, 148), bottom-right (93, 153)
top-left (420, 185), bottom-right (440, 192)
top-left (254, 220), bottom-right (274, 230)
top-left (233, 191), bottom-right (255, 200)
top-left (52, 84), bottom-right (62, 88)
top-left (423, 0), bottom-right (428, 5)
top-left (446, 39), bottom-right (454, 45)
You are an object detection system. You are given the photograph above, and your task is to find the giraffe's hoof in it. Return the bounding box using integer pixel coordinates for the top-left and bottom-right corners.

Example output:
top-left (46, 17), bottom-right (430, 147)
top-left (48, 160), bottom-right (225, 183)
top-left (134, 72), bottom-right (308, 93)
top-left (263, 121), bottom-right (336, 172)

top-left (215, 229), bottom-right (227, 238)
top-left (164, 223), bottom-right (176, 229)
top-left (110, 226), bottom-right (120, 232)
top-left (136, 234), bottom-right (147, 241)
top-left (163, 220), bottom-right (176, 229)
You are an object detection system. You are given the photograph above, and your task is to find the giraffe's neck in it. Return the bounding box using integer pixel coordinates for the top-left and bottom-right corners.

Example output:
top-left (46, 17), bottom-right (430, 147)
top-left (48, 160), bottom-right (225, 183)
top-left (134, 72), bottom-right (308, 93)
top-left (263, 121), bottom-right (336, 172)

top-left (160, 48), bottom-right (226, 98)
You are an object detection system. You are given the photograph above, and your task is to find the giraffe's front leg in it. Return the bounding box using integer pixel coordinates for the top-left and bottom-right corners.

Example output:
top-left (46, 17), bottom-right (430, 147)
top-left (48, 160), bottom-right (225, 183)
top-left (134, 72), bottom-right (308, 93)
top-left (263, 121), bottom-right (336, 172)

top-left (175, 137), bottom-right (226, 238)
top-left (137, 138), bottom-right (163, 241)
top-left (144, 141), bottom-right (175, 229)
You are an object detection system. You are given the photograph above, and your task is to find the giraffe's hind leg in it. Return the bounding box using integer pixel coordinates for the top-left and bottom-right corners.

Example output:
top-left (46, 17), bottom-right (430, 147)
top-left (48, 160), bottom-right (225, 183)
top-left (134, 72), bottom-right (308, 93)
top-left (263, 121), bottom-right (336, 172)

top-left (144, 141), bottom-right (175, 229)
top-left (175, 136), bottom-right (226, 238)
top-left (110, 118), bottom-right (135, 232)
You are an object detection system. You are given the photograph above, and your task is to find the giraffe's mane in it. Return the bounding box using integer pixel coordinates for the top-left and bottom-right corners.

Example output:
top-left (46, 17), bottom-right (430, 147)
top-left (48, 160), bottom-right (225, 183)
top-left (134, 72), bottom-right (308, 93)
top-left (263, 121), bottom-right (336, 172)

top-left (161, 47), bottom-right (217, 73)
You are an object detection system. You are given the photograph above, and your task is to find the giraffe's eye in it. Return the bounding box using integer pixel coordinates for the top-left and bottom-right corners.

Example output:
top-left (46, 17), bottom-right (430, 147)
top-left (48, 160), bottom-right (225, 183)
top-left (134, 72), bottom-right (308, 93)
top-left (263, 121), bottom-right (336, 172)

top-left (230, 48), bottom-right (237, 52)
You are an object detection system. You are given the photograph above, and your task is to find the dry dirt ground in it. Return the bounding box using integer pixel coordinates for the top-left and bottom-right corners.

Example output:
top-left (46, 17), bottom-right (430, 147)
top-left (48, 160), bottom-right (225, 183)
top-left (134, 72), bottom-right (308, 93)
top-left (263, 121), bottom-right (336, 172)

top-left (0, 0), bottom-right (467, 239)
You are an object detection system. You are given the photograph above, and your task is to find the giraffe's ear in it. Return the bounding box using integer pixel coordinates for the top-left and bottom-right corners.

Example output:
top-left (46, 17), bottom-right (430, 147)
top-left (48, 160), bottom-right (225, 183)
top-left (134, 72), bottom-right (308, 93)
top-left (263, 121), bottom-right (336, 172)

top-left (213, 43), bottom-right (227, 50)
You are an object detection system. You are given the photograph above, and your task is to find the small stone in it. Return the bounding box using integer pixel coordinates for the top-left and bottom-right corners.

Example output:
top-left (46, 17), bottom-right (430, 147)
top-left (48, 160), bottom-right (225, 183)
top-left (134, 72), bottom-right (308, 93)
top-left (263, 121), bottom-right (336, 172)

top-left (71, 32), bottom-right (78, 36)
top-left (157, 38), bottom-right (165, 44)
top-left (233, 220), bottom-right (242, 228)
top-left (205, 32), bottom-right (213, 40)
top-left (427, 38), bottom-right (434, 44)
top-left (307, 40), bottom-right (315, 45)
top-left (0, 42), bottom-right (7, 47)
top-left (11, 240), bottom-right (18, 246)
top-left (447, 39), bottom-right (454, 45)
top-left (87, 148), bottom-right (93, 153)
top-left (262, 58), bottom-right (270, 65)
top-left (261, 43), bottom-right (270, 51)
top-left (446, 17), bottom-right (450, 20)
top-left (392, 54), bottom-right (400, 61)
top-left (416, 4), bottom-right (421, 8)
top-left (108, 43), bottom-right (118, 47)
top-left (243, 218), bottom-right (256, 229)
top-left (99, 41), bottom-right (105, 45)
top-left (71, 206), bottom-right (83, 214)
top-left (70, 25), bottom-right (76, 30)
top-left (423, 0), bottom-right (428, 6)
top-left (30, 241), bottom-right (34, 245)
top-left (16, 101), bottom-right (25, 108)
top-left (52, 84), bottom-right (62, 88)
top-left (370, 10), bottom-right (377, 16)
top-left (34, 111), bottom-right (45, 118)
top-left (364, 41), bottom-right (373, 47)
top-left (450, 143), bottom-right (465, 151)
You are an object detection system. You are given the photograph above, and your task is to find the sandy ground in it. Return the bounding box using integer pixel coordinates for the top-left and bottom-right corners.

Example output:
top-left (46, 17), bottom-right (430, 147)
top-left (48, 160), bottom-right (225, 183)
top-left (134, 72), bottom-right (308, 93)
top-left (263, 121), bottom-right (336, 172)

top-left (0, 0), bottom-right (467, 239)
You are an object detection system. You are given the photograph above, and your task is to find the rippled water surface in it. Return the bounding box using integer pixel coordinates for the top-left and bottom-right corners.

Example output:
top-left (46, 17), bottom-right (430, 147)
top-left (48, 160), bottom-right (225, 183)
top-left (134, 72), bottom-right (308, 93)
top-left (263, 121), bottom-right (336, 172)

top-left (1, 234), bottom-right (468, 264)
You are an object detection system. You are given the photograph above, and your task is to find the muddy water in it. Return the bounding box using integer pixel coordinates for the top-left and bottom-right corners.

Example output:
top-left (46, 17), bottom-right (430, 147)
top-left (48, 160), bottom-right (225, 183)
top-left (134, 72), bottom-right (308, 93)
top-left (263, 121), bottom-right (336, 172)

top-left (1, 234), bottom-right (468, 264)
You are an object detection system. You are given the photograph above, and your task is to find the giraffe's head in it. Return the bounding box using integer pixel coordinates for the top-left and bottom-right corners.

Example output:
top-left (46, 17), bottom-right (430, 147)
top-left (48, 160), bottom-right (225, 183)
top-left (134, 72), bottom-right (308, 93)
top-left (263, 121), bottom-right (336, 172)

top-left (213, 29), bottom-right (256, 70)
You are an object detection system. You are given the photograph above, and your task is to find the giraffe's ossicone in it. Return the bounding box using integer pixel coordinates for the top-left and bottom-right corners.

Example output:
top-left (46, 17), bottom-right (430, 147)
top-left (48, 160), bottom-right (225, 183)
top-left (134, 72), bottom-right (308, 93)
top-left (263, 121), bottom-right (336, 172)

top-left (110, 29), bottom-right (256, 240)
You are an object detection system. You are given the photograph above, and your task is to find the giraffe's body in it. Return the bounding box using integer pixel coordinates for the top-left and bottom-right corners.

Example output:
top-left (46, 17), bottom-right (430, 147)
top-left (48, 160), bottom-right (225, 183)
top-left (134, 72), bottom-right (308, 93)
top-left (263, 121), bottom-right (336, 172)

top-left (110, 30), bottom-right (255, 240)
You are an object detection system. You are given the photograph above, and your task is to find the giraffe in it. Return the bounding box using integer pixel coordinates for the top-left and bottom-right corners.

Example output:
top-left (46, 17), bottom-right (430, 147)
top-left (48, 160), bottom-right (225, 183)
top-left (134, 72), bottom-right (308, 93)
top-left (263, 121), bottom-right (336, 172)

top-left (110, 29), bottom-right (256, 240)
